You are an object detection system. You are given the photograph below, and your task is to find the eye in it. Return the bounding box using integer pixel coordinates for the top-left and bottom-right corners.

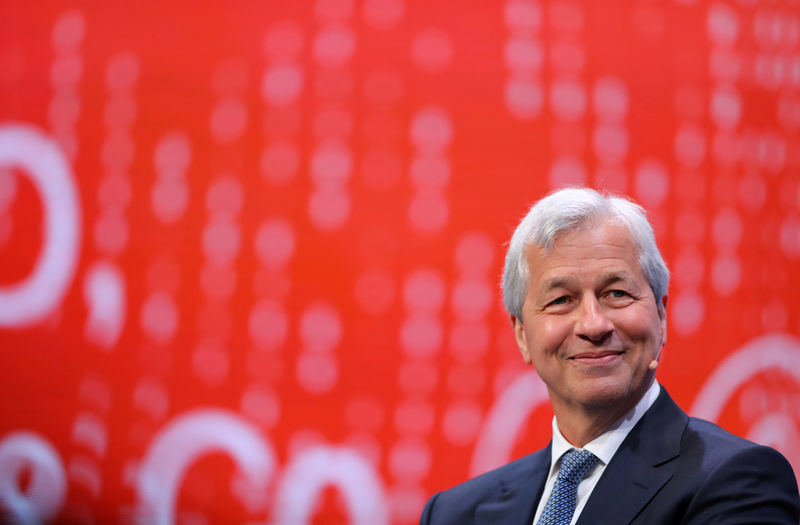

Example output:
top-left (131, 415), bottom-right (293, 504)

top-left (545, 296), bottom-right (571, 309)
top-left (604, 289), bottom-right (635, 306)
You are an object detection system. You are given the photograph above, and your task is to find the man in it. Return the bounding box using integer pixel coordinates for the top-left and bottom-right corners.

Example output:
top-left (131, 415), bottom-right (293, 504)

top-left (420, 187), bottom-right (800, 524)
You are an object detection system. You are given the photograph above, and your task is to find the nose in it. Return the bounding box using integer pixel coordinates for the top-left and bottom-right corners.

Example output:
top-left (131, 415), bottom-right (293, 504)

top-left (575, 295), bottom-right (614, 343)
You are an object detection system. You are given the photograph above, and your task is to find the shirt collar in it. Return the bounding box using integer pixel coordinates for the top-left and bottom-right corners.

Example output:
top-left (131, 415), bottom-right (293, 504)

top-left (549, 380), bottom-right (661, 471)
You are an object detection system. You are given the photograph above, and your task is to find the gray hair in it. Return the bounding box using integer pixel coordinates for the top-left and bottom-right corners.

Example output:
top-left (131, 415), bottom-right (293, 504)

top-left (502, 187), bottom-right (670, 320)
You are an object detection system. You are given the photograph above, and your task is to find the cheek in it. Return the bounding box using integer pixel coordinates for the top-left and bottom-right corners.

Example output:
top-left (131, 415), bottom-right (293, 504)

top-left (530, 317), bottom-right (572, 353)
top-left (611, 308), bottom-right (662, 343)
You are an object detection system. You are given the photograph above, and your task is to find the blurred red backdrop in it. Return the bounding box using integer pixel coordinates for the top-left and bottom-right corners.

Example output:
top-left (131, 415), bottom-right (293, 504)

top-left (0, 1), bottom-right (799, 523)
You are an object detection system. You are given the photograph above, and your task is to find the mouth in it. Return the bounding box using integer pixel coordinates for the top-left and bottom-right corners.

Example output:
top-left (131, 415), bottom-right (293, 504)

top-left (568, 350), bottom-right (624, 365)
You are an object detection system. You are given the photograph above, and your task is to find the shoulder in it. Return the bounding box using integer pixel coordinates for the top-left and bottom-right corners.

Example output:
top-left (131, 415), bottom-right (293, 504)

top-left (644, 386), bottom-right (784, 466)
top-left (420, 447), bottom-right (549, 524)
top-left (440, 447), bottom-right (548, 500)
top-left (683, 416), bottom-right (762, 454)
top-left (678, 417), bottom-right (800, 522)
top-left (681, 415), bottom-right (798, 495)
top-left (682, 416), bottom-right (788, 467)
top-left (619, 389), bottom-right (799, 522)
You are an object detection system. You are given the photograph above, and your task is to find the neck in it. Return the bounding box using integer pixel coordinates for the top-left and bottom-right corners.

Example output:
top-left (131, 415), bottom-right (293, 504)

top-left (553, 406), bottom-right (627, 447)
top-left (551, 380), bottom-right (654, 448)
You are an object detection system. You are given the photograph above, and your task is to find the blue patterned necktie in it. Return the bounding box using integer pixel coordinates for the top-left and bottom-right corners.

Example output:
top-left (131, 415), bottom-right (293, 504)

top-left (536, 449), bottom-right (599, 525)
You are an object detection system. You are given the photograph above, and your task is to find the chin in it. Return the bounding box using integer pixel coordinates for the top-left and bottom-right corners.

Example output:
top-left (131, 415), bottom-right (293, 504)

top-left (573, 378), bottom-right (637, 410)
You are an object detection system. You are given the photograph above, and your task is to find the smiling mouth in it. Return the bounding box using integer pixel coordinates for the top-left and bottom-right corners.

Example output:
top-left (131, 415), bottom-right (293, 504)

top-left (569, 351), bottom-right (624, 364)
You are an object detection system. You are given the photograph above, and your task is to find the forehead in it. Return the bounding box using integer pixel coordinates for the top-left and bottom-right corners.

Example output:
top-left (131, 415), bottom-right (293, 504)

top-left (525, 222), bottom-right (645, 282)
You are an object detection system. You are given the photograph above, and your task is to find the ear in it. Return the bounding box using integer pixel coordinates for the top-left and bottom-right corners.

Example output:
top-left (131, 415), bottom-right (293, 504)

top-left (511, 315), bottom-right (532, 364)
top-left (658, 295), bottom-right (668, 348)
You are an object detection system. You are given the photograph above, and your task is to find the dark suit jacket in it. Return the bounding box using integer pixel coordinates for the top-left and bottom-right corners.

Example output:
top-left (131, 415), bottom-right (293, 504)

top-left (420, 387), bottom-right (800, 524)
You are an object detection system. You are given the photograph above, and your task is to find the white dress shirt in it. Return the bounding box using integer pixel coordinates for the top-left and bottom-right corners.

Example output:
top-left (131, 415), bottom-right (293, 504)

top-left (531, 380), bottom-right (661, 525)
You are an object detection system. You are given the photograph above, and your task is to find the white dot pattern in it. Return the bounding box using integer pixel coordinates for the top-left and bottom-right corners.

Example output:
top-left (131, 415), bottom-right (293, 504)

top-left (537, 449), bottom-right (599, 525)
top-left (2, 3), bottom-right (800, 523)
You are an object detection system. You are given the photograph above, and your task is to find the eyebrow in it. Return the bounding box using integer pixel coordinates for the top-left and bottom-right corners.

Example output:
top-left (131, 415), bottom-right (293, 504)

top-left (597, 271), bottom-right (634, 287)
top-left (538, 271), bottom-right (636, 294)
top-left (539, 276), bottom-right (578, 294)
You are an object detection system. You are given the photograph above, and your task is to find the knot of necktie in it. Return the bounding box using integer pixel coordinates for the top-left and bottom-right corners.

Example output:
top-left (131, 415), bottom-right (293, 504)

top-left (558, 448), bottom-right (599, 484)
top-left (536, 449), bottom-right (599, 525)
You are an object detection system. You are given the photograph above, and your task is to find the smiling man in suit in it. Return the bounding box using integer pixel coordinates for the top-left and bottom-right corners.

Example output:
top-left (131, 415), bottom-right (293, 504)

top-left (420, 187), bottom-right (800, 525)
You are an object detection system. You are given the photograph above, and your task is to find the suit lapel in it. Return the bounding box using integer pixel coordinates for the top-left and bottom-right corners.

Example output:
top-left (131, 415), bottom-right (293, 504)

top-left (577, 387), bottom-right (688, 525)
top-left (474, 445), bottom-right (551, 525)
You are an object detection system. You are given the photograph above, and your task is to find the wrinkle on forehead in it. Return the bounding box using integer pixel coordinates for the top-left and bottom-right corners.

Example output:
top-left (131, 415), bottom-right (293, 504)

top-left (525, 226), bottom-right (638, 267)
top-left (525, 223), bottom-right (650, 294)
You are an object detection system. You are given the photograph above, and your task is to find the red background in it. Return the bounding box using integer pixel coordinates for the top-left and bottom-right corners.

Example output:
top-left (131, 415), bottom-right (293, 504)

top-left (1, 1), bottom-right (799, 523)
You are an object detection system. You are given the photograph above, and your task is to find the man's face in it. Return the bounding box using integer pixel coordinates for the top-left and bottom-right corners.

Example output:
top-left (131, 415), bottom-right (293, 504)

top-left (511, 220), bottom-right (667, 416)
